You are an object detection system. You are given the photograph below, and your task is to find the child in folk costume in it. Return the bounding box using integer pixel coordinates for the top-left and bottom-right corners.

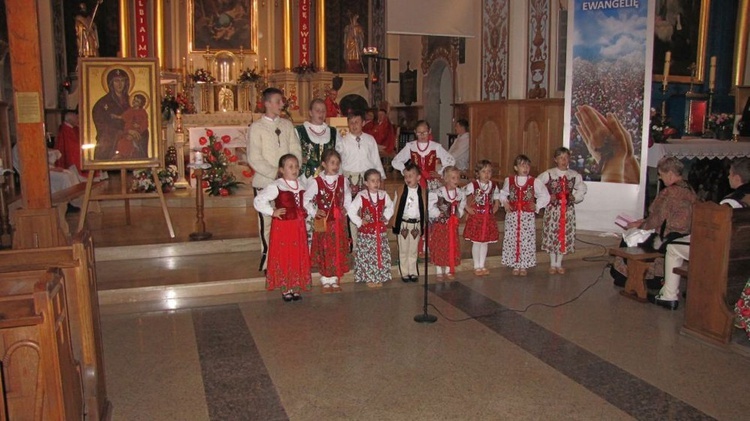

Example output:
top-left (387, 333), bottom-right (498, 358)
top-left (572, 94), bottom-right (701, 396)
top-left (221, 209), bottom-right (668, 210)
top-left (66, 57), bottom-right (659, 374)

top-left (463, 160), bottom-right (502, 276)
top-left (500, 155), bottom-right (550, 276)
top-left (391, 161), bottom-right (424, 282)
top-left (296, 99), bottom-right (337, 186)
top-left (303, 150), bottom-right (352, 293)
top-left (429, 166), bottom-right (466, 280)
top-left (253, 154), bottom-right (311, 301)
top-left (392, 120), bottom-right (455, 191)
top-left (347, 169), bottom-right (395, 287)
top-left (538, 147), bottom-right (587, 274)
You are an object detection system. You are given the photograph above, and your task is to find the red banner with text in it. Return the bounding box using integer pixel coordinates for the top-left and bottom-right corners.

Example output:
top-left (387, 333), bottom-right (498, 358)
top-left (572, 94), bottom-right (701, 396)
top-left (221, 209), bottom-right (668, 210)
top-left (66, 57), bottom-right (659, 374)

top-left (135, 1), bottom-right (149, 57)
top-left (299, 0), bottom-right (310, 66)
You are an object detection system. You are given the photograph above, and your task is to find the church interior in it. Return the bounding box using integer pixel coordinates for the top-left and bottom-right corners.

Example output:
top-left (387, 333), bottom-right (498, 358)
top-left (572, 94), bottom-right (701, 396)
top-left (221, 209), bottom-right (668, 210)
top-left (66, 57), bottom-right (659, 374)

top-left (0, 0), bottom-right (750, 419)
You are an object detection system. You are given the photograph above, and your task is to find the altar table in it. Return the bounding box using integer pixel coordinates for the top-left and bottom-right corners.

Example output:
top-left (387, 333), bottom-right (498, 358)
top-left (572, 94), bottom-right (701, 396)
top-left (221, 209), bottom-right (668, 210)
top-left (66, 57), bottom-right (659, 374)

top-left (647, 139), bottom-right (750, 168)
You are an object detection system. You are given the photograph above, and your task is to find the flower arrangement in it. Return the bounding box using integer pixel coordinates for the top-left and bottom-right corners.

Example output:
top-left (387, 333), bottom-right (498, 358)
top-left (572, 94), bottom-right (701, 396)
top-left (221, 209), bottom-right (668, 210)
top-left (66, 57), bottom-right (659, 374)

top-left (292, 63), bottom-right (318, 75)
top-left (197, 129), bottom-right (242, 196)
top-left (161, 88), bottom-right (195, 116)
top-left (131, 166), bottom-right (178, 193)
top-left (191, 68), bottom-right (216, 83)
top-left (649, 108), bottom-right (677, 146)
top-left (237, 67), bottom-right (261, 83)
top-left (707, 113), bottom-right (734, 131)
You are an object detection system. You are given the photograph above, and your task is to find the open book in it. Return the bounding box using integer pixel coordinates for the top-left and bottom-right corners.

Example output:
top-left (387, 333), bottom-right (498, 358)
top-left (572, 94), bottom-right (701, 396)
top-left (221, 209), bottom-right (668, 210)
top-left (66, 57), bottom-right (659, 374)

top-left (614, 213), bottom-right (636, 229)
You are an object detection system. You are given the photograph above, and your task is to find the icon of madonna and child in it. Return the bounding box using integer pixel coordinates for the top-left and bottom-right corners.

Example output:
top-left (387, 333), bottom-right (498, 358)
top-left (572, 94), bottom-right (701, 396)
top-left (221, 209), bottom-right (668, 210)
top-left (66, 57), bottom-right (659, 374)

top-left (92, 68), bottom-right (151, 161)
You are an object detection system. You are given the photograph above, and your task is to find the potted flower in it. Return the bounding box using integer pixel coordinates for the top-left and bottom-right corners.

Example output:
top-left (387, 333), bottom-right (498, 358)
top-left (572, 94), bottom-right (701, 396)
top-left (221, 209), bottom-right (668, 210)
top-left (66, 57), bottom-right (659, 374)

top-left (237, 68), bottom-right (261, 84)
top-left (197, 129), bottom-right (242, 196)
top-left (648, 108), bottom-right (677, 146)
top-left (191, 68), bottom-right (216, 84)
top-left (707, 112), bottom-right (735, 140)
top-left (131, 166), bottom-right (178, 193)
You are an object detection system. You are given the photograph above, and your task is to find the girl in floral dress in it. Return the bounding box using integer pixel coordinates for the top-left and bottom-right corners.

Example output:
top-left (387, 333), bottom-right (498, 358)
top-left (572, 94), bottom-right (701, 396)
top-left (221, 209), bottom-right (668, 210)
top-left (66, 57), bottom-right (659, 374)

top-left (463, 160), bottom-right (501, 276)
top-left (537, 147), bottom-right (587, 274)
top-left (500, 155), bottom-right (550, 276)
top-left (429, 166), bottom-right (466, 280)
top-left (303, 149), bottom-right (352, 293)
top-left (253, 154), bottom-right (311, 301)
top-left (347, 169), bottom-right (395, 287)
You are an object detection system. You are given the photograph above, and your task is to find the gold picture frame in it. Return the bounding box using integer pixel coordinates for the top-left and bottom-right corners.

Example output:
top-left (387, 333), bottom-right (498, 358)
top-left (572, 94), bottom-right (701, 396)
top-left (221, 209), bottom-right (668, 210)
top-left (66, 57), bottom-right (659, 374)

top-left (652, 0), bottom-right (711, 84)
top-left (79, 58), bottom-right (162, 170)
top-left (188, 0), bottom-right (258, 54)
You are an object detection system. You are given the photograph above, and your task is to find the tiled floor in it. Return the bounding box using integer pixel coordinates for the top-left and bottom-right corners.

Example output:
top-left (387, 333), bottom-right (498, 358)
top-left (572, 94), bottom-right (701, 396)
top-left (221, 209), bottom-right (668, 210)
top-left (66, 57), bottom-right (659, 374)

top-left (99, 259), bottom-right (750, 420)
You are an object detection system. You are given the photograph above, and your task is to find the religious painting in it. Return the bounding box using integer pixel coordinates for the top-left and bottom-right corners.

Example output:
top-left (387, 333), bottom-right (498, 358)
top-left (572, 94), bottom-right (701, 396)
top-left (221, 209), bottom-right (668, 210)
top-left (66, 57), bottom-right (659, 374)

top-left (79, 58), bottom-right (162, 169)
top-left (188, 0), bottom-right (258, 53)
top-left (652, 0), bottom-right (710, 84)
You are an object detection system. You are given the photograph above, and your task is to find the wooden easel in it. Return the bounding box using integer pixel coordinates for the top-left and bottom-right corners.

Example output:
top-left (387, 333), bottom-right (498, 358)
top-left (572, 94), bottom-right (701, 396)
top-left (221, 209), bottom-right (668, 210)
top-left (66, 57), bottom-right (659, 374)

top-left (76, 166), bottom-right (175, 238)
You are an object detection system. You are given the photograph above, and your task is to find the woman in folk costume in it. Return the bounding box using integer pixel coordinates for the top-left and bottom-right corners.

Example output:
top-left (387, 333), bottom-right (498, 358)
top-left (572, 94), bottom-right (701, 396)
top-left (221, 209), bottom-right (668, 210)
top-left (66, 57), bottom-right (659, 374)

top-left (500, 155), bottom-right (550, 276)
top-left (303, 150), bottom-right (352, 293)
top-left (537, 147), bottom-right (587, 274)
top-left (429, 166), bottom-right (466, 280)
top-left (253, 154), bottom-right (311, 301)
top-left (347, 169), bottom-right (395, 287)
top-left (463, 160), bottom-right (502, 277)
top-left (295, 99), bottom-right (337, 186)
top-left (392, 120), bottom-right (455, 190)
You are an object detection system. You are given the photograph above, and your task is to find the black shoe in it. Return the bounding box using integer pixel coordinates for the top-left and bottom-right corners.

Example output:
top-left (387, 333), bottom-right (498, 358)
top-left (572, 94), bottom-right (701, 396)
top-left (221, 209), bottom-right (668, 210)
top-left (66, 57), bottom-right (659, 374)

top-left (282, 292), bottom-right (294, 302)
top-left (401, 277), bottom-right (411, 283)
top-left (409, 275), bottom-right (419, 282)
top-left (66, 203), bottom-right (81, 214)
top-left (648, 294), bottom-right (679, 310)
top-left (292, 292), bottom-right (302, 301)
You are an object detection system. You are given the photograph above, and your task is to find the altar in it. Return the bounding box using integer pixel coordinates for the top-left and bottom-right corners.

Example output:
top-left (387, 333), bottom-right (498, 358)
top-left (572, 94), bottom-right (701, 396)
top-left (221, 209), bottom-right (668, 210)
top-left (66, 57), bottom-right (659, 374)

top-left (647, 139), bottom-right (750, 167)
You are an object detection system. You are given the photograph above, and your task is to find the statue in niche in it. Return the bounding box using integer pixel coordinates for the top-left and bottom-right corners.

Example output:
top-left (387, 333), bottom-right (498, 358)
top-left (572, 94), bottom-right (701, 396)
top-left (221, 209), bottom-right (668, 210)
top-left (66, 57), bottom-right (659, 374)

top-left (219, 85), bottom-right (234, 112)
top-left (75, 1), bottom-right (101, 58)
top-left (343, 13), bottom-right (365, 73)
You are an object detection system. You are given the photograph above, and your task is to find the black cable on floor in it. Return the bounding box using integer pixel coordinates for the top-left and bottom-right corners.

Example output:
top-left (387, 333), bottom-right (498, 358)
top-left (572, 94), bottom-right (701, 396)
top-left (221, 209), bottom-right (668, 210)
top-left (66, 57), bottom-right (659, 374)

top-left (428, 263), bottom-right (612, 323)
top-left (575, 236), bottom-right (614, 263)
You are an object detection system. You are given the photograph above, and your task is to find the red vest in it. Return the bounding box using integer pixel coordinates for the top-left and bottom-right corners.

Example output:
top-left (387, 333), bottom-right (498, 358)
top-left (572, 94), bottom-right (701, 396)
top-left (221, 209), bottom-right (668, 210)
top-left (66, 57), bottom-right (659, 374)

top-left (274, 190), bottom-right (307, 220)
top-left (314, 175), bottom-right (345, 221)
top-left (359, 193), bottom-right (388, 235)
top-left (508, 176), bottom-right (536, 213)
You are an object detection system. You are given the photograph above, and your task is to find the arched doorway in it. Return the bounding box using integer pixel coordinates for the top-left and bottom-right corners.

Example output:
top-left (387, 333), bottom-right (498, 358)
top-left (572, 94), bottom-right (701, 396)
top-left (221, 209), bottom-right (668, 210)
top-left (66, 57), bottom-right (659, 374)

top-left (423, 59), bottom-right (453, 149)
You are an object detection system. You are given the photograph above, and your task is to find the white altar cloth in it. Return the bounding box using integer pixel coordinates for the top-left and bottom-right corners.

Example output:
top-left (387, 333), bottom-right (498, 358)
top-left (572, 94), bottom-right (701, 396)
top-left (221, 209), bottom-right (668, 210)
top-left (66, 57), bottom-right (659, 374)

top-left (188, 126), bottom-right (249, 150)
top-left (647, 139), bottom-right (750, 167)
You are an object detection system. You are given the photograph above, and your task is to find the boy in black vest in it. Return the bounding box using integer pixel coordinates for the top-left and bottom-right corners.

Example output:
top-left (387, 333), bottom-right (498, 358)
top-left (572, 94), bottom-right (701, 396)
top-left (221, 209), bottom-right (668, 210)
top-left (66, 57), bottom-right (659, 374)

top-left (391, 161), bottom-right (424, 282)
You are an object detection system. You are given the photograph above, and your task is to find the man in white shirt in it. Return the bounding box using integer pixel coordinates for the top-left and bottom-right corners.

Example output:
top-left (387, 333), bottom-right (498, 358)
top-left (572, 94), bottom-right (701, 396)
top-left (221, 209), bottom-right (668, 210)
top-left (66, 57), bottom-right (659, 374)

top-left (449, 118), bottom-right (470, 172)
top-left (335, 111), bottom-right (385, 249)
top-left (248, 87), bottom-right (302, 271)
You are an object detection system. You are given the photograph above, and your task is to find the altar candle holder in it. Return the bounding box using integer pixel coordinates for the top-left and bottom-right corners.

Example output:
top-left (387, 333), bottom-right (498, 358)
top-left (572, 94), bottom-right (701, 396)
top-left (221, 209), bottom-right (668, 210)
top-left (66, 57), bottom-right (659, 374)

top-left (188, 160), bottom-right (213, 241)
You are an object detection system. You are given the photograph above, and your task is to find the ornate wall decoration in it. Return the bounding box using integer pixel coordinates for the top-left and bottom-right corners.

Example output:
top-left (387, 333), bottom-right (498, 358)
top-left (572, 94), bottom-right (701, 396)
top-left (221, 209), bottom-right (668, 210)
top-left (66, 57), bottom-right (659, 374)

top-left (527, 0), bottom-right (549, 99)
top-left (482, 0), bottom-right (509, 100)
top-left (421, 36), bottom-right (459, 76)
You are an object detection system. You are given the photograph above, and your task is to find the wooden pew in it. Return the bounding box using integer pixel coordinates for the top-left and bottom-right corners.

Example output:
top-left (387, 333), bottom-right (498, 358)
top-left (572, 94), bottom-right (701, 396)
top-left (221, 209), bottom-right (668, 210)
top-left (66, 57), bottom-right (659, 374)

top-left (0, 269), bottom-right (84, 420)
top-left (681, 202), bottom-right (750, 346)
top-left (0, 231), bottom-right (110, 420)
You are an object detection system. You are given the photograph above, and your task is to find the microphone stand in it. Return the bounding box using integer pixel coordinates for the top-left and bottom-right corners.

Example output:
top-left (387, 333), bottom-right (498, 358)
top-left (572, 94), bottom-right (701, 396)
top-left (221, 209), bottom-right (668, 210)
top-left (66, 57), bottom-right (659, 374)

top-left (414, 185), bottom-right (437, 323)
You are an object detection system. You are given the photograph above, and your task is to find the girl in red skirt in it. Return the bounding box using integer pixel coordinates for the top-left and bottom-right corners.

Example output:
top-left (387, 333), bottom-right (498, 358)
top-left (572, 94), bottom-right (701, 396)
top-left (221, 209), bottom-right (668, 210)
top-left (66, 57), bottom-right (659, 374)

top-left (253, 154), bottom-right (311, 301)
top-left (303, 149), bottom-right (352, 293)
top-left (463, 160), bottom-right (501, 276)
top-left (428, 166), bottom-right (466, 280)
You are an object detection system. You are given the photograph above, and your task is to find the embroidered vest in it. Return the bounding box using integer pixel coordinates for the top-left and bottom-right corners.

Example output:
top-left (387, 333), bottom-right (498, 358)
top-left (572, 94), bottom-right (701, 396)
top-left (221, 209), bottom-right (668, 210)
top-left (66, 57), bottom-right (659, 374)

top-left (508, 176), bottom-right (536, 213)
top-left (546, 175), bottom-right (575, 207)
top-left (274, 190), bottom-right (307, 220)
top-left (469, 180), bottom-right (497, 214)
top-left (359, 193), bottom-right (388, 235)
top-left (314, 175), bottom-right (345, 221)
top-left (296, 125), bottom-right (337, 178)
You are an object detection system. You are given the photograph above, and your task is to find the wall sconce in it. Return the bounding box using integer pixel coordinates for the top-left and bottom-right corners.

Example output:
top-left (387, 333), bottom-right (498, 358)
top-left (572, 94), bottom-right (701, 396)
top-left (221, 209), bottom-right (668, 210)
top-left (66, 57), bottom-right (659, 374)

top-left (362, 47), bottom-right (398, 84)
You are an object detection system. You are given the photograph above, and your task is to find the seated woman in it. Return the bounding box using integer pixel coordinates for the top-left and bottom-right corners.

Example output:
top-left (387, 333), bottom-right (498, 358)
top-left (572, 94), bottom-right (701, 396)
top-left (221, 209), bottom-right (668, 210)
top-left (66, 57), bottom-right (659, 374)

top-left (611, 156), bottom-right (698, 289)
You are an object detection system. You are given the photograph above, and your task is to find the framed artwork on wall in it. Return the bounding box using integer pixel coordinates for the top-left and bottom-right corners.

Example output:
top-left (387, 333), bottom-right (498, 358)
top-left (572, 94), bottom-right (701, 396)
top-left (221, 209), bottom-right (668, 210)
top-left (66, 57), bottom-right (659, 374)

top-left (79, 58), bottom-right (162, 169)
top-left (188, 0), bottom-right (258, 53)
top-left (652, 0), bottom-right (711, 84)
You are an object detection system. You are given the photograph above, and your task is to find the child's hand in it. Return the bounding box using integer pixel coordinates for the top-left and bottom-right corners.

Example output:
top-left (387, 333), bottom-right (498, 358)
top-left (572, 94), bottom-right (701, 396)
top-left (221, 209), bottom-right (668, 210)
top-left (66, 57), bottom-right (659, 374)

top-left (492, 201), bottom-right (500, 214)
top-left (503, 204), bottom-right (512, 213)
top-left (429, 170), bottom-right (440, 179)
top-left (272, 208), bottom-right (287, 219)
top-left (465, 206), bottom-right (475, 215)
top-left (625, 219), bottom-right (643, 229)
top-left (316, 210), bottom-right (327, 218)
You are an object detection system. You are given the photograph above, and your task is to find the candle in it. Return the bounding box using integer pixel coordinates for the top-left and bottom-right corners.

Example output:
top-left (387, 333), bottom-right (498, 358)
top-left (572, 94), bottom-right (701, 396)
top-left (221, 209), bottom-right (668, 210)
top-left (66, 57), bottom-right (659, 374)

top-left (195, 151), bottom-right (203, 164)
top-left (662, 51), bottom-right (671, 87)
top-left (189, 58), bottom-right (194, 74)
top-left (264, 58), bottom-right (268, 77)
top-left (182, 57), bottom-right (187, 79)
top-left (255, 58), bottom-right (258, 70)
top-left (709, 56), bottom-right (716, 91)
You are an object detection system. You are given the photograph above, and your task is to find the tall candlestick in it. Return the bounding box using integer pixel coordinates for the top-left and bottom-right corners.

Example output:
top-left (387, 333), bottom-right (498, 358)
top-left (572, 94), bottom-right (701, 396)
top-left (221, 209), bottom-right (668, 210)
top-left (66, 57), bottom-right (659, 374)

top-left (662, 51), bottom-right (671, 88)
top-left (264, 58), bottom-right (268, 77)
top-left (709, 56), bottom-right (716, 91)
top-left (182, 57), bottom-right (187, 79)
top-left (255, 58), bottom-right (258, 70)
top-left (189, 58), bottom-right (194, 74)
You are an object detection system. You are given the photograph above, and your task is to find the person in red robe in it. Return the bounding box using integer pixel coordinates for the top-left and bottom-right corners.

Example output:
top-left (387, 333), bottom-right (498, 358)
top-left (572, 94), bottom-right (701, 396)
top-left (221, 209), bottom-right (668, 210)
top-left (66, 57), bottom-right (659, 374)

top-left (363, 108), bottom-right (396, 156)
top-left (325, 89), bottom-right (341, 118)
top-left (55, 111), bottom-right (85, 178)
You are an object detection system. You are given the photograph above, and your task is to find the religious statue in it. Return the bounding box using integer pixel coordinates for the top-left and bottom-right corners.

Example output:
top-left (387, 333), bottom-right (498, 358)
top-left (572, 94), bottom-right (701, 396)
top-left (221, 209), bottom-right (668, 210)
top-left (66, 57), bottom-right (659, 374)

top-left (75, 1), bottom-right (102, 58)
top-left (219, 85), bottom-right (234, 112)
top-left (343, 13), bottom-right (365, 73)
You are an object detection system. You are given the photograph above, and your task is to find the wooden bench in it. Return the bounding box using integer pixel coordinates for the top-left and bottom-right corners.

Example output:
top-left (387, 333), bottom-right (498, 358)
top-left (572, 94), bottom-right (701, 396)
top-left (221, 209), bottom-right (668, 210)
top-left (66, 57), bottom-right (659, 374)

top-left (0, 231), bottom-right (110, 419)
top-left (608, 247), bottom-right (664, 302)
top-left (681, 202), bottom-right (750, 346)
top-left (0, 269), bottom-right (84, 420)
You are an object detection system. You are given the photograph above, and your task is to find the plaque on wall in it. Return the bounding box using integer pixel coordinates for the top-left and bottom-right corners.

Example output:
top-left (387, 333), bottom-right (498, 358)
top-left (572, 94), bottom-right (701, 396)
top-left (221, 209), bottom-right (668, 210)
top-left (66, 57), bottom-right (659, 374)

top-left (399, 62), bottom-right (417, 106)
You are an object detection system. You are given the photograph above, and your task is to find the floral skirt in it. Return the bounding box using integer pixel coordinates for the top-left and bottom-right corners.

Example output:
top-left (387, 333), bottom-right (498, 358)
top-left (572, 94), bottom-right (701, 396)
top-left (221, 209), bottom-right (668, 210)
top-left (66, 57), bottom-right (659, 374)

top-left (501, 211), bottom-right (537, 269)
top-left (463, 212), bottom-right (499, 243)
top-left (430, 221), bottom-right (461, 267)
top-left (354, 232), bottom-right (391, 284)
top-left (266, 217), bottom-right (311, 291)
top-left (542, 204), bottom-right (576, 255)
top-left (311, 215), bottom-right (350, 278)
top-left (735, 280), bottom-right (750, 338)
